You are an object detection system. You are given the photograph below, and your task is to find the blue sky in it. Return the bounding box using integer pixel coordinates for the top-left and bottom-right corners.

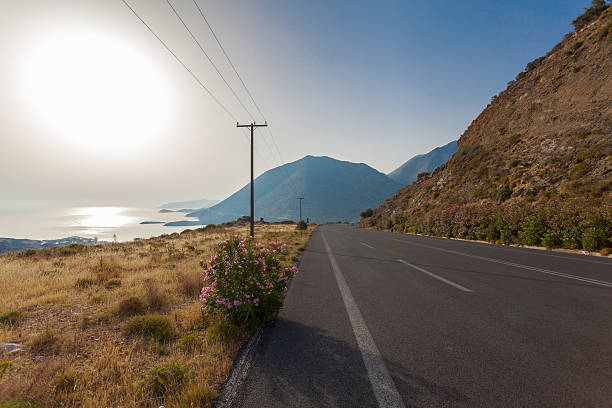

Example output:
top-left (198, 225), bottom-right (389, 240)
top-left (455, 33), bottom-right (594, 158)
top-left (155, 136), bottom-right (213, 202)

top-left (0, 0), bottom-right (591, 205)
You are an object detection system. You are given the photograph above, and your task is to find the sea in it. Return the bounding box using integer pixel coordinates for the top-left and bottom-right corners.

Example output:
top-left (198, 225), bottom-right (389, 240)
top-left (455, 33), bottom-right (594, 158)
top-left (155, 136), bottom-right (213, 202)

top-left (0, 206), bottom-right (201, 242)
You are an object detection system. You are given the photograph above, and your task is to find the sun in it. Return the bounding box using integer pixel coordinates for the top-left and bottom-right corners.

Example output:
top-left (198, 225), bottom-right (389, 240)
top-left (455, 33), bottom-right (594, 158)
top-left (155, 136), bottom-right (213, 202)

top-left (19, 28), bottom-right (171, 154)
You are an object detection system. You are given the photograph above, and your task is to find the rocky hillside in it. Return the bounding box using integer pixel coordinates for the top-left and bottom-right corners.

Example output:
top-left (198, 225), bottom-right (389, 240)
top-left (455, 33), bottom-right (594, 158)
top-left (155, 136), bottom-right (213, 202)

top-left (362, 4), bottom-right (612, 251)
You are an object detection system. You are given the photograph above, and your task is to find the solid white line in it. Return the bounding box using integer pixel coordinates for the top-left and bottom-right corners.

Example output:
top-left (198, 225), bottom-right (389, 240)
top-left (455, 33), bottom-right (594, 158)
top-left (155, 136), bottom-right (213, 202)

top-left (397, 259), bottom-right (473, 292)
top-left (392, 238), bottom-right (612, 288)
top-left (321, 233), bottom-right (405, 408)
top-left (360, 242), bottom-right (374, 249)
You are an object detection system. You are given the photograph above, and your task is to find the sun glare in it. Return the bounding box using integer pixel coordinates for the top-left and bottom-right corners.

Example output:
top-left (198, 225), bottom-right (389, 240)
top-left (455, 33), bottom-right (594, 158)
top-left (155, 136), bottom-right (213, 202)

top-left (20, 28), bottom-right (171, 154)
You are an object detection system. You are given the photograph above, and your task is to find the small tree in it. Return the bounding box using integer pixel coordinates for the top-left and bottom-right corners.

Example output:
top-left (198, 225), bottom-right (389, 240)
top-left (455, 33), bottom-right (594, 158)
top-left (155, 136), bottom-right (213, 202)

top-left (573, 0), bottom-right (609, 30)
top-left (360, 208), bottom-right (373, 218)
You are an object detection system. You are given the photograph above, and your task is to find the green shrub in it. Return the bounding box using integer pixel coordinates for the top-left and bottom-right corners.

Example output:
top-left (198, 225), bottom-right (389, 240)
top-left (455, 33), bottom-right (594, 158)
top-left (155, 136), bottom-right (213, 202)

top-left (581, 226), bottom-right (608, 252)
top-left (16, 249), bottom-right (37, 258)
top-left (180, 333), bottom-right (202, 351)
top-left (296, 220), bottom-right (307, 230)
top-left (573, 0), bottom-right (608, 31)
top-left (542, 232), bottom-right (562, 249)
top-left (75, 278), bottom-right (95, 289)
top-left (123, 314), bottom-right (174, 343)
top-left (360, 208), bottom-right (374, 218)
top-left (29, 330), bottom-right (60, 354)
top-left (104, 278), bottom-right (122, 289)
top-left (175, 382), bottom-right (219, 407)
top-left (116, 297), bottom-right (146, 317)
top-left (0, 311), bottom-right (23, 326)
top-left (0, 401), bottom-right (40, 408)
top-left (141, 361), bottom-right (187, 398)
top-left (496, 185), bottom-right (512, 202)
top-left (205, 323), bottom-right (240, 343)
top-left (0, 361), bottom-right (13, 378)
top-left (52, 368), bottom-right (76, 392)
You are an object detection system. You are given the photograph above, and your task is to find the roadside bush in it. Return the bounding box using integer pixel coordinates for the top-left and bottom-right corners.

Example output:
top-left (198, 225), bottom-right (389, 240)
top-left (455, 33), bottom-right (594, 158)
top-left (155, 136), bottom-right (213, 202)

top-left (205, 323), bottom-right (240, 343)
top-left (74, 278), bottom-right (95, 289)
top-left (393, 198), bottom-right (611, 251)
top-left (180, 333), bottom-right (202, 351)
top-left (52, 368), bottom-right (77, 393)
top-left (140, 361), bottom-right (187, 398)
top-left (0, 310), bottom-right (24, 326)
top-left (123, 314), bottom-right (174, 343)
top-left (116, 297), bottom-right (146, 317)
top-left (29, 330), bottom-right (61, 354)
top-left (104, 278), bottom-right (122, 289)
top-left (296, 220), bottom-right (307, 230)
top-left (200, 236), bottom-right (296, 326)
top-left (0, 361), bottom-right (13, 379)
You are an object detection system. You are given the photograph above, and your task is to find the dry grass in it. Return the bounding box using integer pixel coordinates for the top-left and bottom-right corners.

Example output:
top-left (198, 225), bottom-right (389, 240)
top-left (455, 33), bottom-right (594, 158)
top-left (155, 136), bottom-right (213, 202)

top-left (0, 224), bottom-right (313, 407)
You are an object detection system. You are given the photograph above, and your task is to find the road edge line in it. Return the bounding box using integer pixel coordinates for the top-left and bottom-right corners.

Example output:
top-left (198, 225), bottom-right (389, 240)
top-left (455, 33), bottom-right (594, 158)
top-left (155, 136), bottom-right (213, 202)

top-left (322, 232), bottom-right (406, 408)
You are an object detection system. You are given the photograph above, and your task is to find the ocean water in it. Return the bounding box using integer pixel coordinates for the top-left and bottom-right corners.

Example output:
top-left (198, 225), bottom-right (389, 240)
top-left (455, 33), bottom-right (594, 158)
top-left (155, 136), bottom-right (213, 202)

top-left (0, 206), bottom-right (200, 242)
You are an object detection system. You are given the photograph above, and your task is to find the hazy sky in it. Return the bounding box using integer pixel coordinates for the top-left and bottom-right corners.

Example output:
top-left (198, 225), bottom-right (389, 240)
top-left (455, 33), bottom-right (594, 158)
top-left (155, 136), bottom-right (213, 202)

top-left (0, 0), bottom-right (589, 208)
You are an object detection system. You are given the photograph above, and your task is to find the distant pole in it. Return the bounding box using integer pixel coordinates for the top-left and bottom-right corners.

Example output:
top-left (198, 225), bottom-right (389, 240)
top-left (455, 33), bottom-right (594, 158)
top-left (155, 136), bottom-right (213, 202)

top-left (297, 197), bottom-right (304, 221)
top-left (237, 121), bottom-right (267, 237)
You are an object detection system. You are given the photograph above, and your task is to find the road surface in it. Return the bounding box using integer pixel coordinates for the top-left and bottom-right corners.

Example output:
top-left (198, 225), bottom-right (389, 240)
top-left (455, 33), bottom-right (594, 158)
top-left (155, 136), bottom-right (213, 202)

top-left (232, 225), bottom-right (612, 407)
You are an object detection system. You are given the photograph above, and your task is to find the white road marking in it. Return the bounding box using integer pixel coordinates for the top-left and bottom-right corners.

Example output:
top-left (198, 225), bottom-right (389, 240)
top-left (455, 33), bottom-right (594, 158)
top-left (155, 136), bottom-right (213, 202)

top-left (360, 242), bottom-right (374, 249)
top-left (322, 233), bottom-right (405, 408)
top-left (392, 238), bottom-right (612, 288)
top-left (398, 259), bottom-right (473, 292)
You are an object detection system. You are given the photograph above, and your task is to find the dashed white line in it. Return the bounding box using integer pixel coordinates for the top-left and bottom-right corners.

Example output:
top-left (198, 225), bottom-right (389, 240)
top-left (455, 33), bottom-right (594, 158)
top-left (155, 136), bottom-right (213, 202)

top-left (398, 259), bottom-right (473, 292)
top-left (392, 238), bottom-right (612, 288)
top-left (360, 242), bottom-right (374, 249)
top-left (322, 233), bottom-right (405, 408)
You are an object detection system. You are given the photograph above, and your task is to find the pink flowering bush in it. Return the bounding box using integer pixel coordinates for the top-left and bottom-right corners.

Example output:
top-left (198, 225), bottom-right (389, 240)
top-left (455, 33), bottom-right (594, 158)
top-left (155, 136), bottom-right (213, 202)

top-left (200, 236), bottom-right (297, 326)
top-left (391, 198), bottom-right (611, 251)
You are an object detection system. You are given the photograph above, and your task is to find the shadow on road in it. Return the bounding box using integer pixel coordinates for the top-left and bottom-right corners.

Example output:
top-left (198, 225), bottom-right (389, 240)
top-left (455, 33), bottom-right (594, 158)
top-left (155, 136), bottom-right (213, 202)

top-left (238, 318), bottom-right (469, 407)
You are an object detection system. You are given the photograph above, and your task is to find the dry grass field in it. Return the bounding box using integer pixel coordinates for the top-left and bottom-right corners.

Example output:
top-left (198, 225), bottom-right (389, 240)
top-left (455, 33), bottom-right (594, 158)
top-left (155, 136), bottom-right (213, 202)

top-left (0, 224), bottom-right (313, 407)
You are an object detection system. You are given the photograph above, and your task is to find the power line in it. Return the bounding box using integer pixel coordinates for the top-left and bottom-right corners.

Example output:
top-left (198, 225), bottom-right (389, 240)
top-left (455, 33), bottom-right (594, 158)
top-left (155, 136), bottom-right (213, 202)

top-left (164, 0), bottom-right (256, 122)
top-left (120, 0), bottom-right (239, 122)
top-left (192, 0), bottom-right (267, 121)
top-left (191, 0), bottom-right (286, 165)
top-left (121, 0), bottom-right (270, 168)
top-left (188, 1), bottom-right (303, 216)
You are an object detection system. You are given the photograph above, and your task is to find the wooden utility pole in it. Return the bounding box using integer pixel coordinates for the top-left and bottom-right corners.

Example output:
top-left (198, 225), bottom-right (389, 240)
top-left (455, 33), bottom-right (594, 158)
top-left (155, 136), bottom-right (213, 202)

top-left (237, 121), bottom-right (267, 237)
top-left (297, 197), bottom-right (304, 221)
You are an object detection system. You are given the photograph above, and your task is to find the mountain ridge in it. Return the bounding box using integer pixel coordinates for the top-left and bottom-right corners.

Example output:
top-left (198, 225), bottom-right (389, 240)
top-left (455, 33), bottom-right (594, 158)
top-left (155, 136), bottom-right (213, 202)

top-left (388, 140), bottom-right (458, 186)
top-left (175, 155), bottom-right (402, 225)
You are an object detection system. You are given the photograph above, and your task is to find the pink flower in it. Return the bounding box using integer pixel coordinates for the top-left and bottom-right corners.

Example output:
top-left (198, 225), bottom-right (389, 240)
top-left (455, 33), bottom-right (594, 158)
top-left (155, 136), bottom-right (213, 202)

top-left (234, 300), bottom-right (241, 306)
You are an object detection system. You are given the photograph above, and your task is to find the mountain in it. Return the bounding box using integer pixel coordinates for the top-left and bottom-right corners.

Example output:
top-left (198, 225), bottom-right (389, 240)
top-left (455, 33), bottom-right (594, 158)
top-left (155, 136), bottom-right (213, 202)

top-left (388, 141), bottom-right (458, 186)
top-left (362, 5), bottom-right (612, 251)
top-left (173, 155), bottom-right (402, 225)
top-left (160, 198), bottom-right (219, 209)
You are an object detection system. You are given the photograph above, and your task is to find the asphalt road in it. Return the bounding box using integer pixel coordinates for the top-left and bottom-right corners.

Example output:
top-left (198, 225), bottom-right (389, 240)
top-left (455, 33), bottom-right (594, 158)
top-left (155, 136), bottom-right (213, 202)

top-left (232, 225), bottom-right (612, 407)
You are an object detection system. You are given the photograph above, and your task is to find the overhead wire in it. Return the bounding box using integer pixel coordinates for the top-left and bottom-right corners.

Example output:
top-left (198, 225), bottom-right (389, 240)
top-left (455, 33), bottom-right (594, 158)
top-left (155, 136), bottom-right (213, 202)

top-left (120, 0), bottom-right (270, 167)
top-left (191, 0), bottom-right (284, 166)
top-left (191, 0), bottom-right (304, 210)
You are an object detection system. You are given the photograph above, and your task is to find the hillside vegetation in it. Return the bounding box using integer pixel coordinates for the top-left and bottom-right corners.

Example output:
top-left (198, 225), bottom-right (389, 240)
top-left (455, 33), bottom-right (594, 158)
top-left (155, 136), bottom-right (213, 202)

top-left (362, 4), bottom-right (612, 253)
top-left (0, 224), bottom-right (312, 407)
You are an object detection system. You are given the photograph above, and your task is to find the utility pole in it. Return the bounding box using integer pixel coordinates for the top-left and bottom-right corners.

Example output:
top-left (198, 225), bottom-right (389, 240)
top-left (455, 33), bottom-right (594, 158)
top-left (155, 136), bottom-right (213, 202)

top-left (297, 197), bottom-right (304, 221)
top-left (237, 121), bottom-right (267, 237)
